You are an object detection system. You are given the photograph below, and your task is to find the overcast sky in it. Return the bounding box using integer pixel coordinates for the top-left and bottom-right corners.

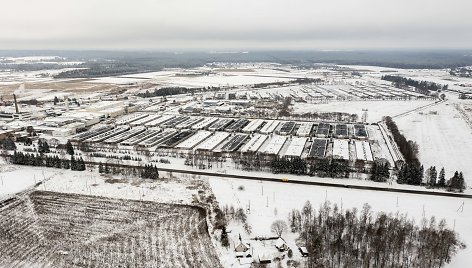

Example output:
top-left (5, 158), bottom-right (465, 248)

top-left (1, 0), bottom-right (471, 50)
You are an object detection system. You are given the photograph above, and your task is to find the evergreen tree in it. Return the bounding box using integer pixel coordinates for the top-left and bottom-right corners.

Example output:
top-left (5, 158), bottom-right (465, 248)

top-left (62, 159), bottom-right (70, 169)
top-left (98, 162), bottom-right (104, 173)
top-left (65, 140), bottom-right (74, 156)
top-left (458, 172), bottom-right (465, 192)
top-left (1, 137), bottom-right (16, 150)
top-left (438, 167), bottom-right (446, 187)
top-left (70, 156), bottom-right (77, 170)
top-left (428, 166), bottom-right (437, 187)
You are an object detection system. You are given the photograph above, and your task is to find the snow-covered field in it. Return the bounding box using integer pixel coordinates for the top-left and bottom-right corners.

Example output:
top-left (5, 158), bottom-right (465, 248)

top-left (396, 98), bottom-right (472, 186)
top-left (209, 177), bottom-right (471, 268)
top-left (0, 163), bottom-right (58, 199)
top-left (293, 100), bottom-right (435, 123)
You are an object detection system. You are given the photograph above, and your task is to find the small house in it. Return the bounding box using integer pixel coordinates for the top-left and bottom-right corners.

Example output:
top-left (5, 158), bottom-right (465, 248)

top-left (258, 253), bottom-right (271, 264)
top-left (298, 246), bottom-right (309, 257)
top-left (274, 237), bottom-right (288, 252)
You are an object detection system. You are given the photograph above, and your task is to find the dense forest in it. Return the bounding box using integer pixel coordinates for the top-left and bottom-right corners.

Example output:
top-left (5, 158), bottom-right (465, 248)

top-left (381, 75), bottom-right (447, 95)
top-left (136, 86), bottom-right (220, 98)
top-left (290, 201), bottom-right (465, 268)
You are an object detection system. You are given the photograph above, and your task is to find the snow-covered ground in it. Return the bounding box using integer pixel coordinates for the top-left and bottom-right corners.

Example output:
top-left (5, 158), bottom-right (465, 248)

top-left (0, 161), bottom-right (58, 199)
top-left (293, 100), bottom-right (435, 123)
top-left (209, 177), bottom-right (471, 268)
top-left (396, 98), bottom-right (472, 187)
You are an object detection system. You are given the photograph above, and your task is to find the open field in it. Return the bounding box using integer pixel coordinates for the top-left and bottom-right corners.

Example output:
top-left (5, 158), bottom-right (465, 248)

top-left (396, 99), bottom-right (472, 186)
top-left (0, 191), bottom-right (221, 268)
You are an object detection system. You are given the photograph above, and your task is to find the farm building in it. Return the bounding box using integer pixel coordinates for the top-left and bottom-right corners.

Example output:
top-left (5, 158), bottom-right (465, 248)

top-left (86, 126), bottom-right (129, 143)
top-left (315, 122), bottom-right (330, 137)
top-left (277, 121), bottom-right (296, 135)
top-left (161, 116), bottom-right (190, 128)
top-left (144, 115), bottom-right (174, 127)
top-left (296, 122), bottom-right (314, 137)
top-left (332, 139), bottom-right (350, 160)
top-left (138, 130), bottom-right (177, 147)
top-left (259, 120), bottom-right (280, 134)
top-left (208, 118), bottom-right (234, 131)
top-left (158, 130), bottom-right (195, 148)
top-left (354, 124), bottom-right (368, 139)
top-left (242, 119), bottom-right (265, 133)
top-left (175, 117), bottom-right (204, 129)
top-left (283, 137), bottom-right (307, 158)
top-left (104, 126), bottom-right (146, 144)
top-left (175, 130), bottom-right (212, 150)
top-left (240, 134), bottom-right (268, 153)
top-left (218, 134), bottom-right (248, 152)
top-left (191, 117), bottom-right (218, 130)
top-left (225, 119), bottom-right (250, 132)
top-left (355, 140), bottom-right (374, 162)
top-left (195, 131), bottom-right (230, 151)
top-left (260, 135), bottom-right (287, 156)
top-left (129, 114), bottom-right (160, 127)
top-left (308, 138), bottom-right (328, 158)
top-left (120, 128), bottom-right (161, 146)
top-left (70, 125), bottom-right (114, 142)
top-left (335, 124), bottom-right (349, 138)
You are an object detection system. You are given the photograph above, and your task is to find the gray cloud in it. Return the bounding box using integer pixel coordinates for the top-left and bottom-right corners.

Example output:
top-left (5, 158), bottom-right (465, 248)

top-left (1, 0), bottom-right (471, 50)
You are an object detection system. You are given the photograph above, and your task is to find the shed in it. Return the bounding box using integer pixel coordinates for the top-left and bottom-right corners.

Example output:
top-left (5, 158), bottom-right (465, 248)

top-left (275, 237), bottom-right (288, 252)
top-left (298, 246), bottom-right (309, 257)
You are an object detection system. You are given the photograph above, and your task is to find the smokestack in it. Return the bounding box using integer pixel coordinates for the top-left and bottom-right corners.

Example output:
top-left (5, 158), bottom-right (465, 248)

top-left (13, 94), bottom-right (19, 114)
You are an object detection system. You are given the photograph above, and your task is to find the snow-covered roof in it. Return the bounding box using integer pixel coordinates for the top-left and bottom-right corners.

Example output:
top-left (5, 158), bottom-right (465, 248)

top-left (195, 131), bottom-right (230, 151)
top-left (175, 130), bottom-right (212, 149)
top-left (242, 119), bottom-right (265, 133)
top-left (332, 139), bottom-right (350, 160)
top-left (191, 117), bottom-right (218, 130)
top-left (144, 115), bottom-right (174, 127)
top-left (130, 114), bottom-right (161, 126)
top-left (260, 120), bottom-right (280, 134)
top-left (275, 237), bottom-right (287, 248)
top-left (296, 122), bottom-right (314, 137)
top-left (355, 140), bottom-right (374, 162)
top-left (283, 137), bottom-right (307, 157)
top-left (261, 135), bottom-right (287, 155)
top-left (240, 134), bottom-right (268, 153)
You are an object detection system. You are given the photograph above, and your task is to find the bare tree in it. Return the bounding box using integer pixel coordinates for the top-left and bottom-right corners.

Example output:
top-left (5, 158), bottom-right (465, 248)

top-left (271, 220), bottom-right (287, 237)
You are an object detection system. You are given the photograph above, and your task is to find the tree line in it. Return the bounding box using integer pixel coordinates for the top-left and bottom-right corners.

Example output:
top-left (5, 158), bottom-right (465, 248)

top-left (136, 86), bottom-right (221, 98)
top-left (8, 151), bottom-right (86, 171)
top-left (382, 75), bottom-right (447, 95)
top-left (290, 201), bottom-right (465, 268)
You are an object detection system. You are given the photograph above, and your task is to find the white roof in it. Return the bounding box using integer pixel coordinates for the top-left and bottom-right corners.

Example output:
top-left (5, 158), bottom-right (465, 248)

top-left (332, 139), bottom-right (350, 160)
top-left (115, 113), bottom-right (148, 125)
top-left (144, 115), bottom-right (174, 127)
top-left (284, 137), bottom-right (307, 157)
top-left (240, 134), bottom-right (268, 153)
top-left (195, 131), bottom-right (230, 151)
top-left (130, 114), bottom-right (160, 126)
top-left (296, 122), bottom-right (313, 137)
top-left (191, 117), bottom-right (218, 130)
top-left (259, 120), bottom-right (280, 134)
top-left (261, 135), bottom-right (287, 155)
top-left (355, 140), bottom-right (374, 161)
top-left (275, 237), bottom-right (287, 248)
top-left (175, 130), bottom-right (212, 149)
top-left (242, 119), bottom-right (265, 132)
